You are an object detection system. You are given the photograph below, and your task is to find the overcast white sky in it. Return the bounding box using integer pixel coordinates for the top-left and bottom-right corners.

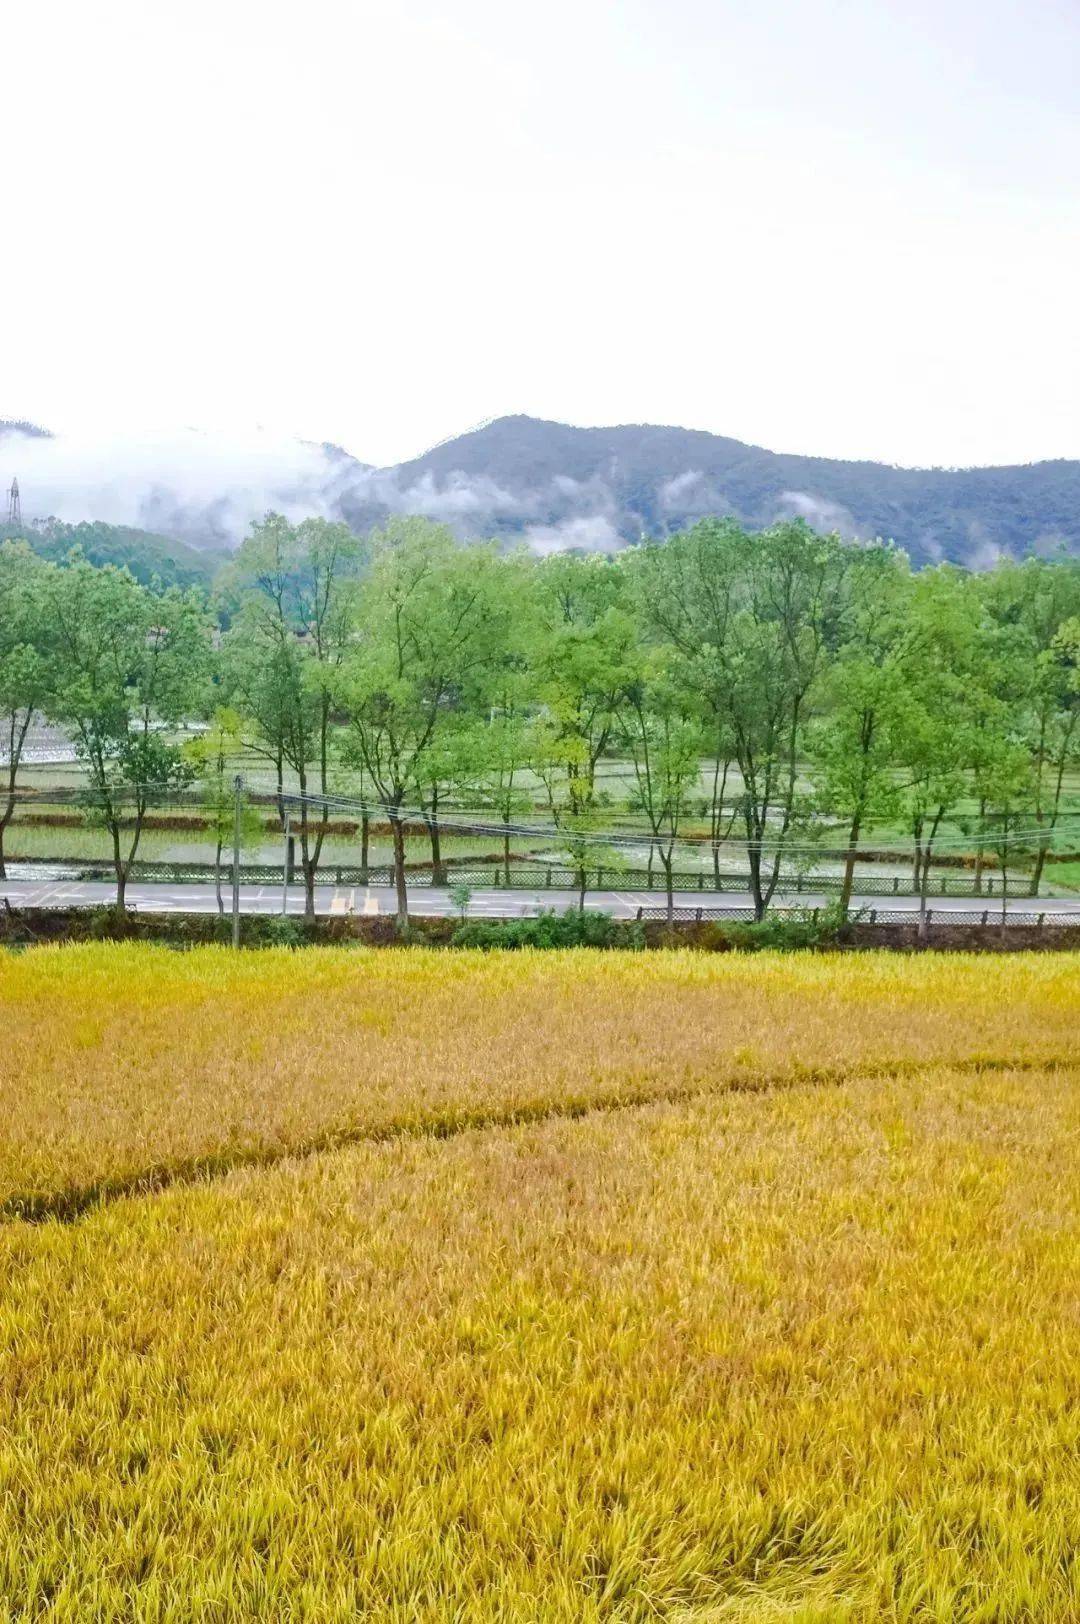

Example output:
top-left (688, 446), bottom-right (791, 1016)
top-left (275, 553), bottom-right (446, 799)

top-left (6, 0), bottom-right (1080, 469)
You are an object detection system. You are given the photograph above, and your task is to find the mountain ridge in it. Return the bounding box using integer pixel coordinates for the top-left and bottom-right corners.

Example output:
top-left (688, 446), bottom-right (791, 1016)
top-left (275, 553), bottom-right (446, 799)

top-left (3, 414), bottom-right (1079, 567)
top-left (351, 414), bottom-right (1080, 565)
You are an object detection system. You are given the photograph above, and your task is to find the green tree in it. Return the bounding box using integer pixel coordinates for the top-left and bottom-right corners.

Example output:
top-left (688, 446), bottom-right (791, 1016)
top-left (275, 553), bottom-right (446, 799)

top-left (618, 647), bottom-right (704, 923)
top-left (980, 746), bottom-right (1037, 937)
top-left (525, 554), bottom-right (637, 908)
top-left (455, 558), bottom-right (537, 885)
top-left (636, 518), bottom-right (853, 919)
top-left (44, 558), bottom-right (212, 914)
top-left (184, 709), bottom-right (263, 915)
top-left (335, 519), bottom-right (505, 927)
top-left (980, 559), bottom-right (1080, 895)
top-left (222, 514), bottom-right (364, 920)
top-left (807, 550), bottom-right (914, 916)
top-left (893, 567), bottom-right (986, 940)
top-left (457, 711), bottom-right (534, 885)
top-left (413, 729), bottom-right (468, 888)
top-left (0, 543), bottom-right (50, 879)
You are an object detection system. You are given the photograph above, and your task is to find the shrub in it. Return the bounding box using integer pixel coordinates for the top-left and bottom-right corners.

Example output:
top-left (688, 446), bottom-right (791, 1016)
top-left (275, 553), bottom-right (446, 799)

top-left (448, 881), bottom-right (473, 922)
top-left (716, 901), bottom-right (856, 952)
top-left (452, 908), bottom-right (643, 951)
top-left (261, 914), bottom-right (307, 949)
top-left (86, 905), bottom-right (127, 940)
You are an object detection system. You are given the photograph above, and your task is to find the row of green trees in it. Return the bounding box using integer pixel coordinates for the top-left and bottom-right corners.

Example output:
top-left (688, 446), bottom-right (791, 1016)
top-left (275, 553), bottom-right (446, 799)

top-left (1, 515), bottom-right (1078, 924)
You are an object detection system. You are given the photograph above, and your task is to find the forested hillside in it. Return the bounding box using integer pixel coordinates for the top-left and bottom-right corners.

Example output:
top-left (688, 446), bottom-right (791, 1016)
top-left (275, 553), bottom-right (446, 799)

top-left (356, 416), bottom-right (1080, 565)
top-left (0, 519), bottom-right (226, 590)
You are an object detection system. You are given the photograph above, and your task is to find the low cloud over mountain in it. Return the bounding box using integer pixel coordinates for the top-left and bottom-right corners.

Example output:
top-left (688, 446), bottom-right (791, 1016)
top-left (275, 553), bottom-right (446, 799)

top-left (3, 414), bottom-right (1079, 567)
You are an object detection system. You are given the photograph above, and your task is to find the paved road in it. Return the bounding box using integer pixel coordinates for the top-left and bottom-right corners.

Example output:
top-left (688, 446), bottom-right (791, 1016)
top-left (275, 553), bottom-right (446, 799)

top-left (2, 878), bottom-right (1078, 922)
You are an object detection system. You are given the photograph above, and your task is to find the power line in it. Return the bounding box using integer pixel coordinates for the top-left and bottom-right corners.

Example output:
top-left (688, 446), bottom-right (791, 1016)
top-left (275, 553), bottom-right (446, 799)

top-left (10, 780), bottom-right (1079, 858)
top-left (267, 787), bottom-right (1079, 858)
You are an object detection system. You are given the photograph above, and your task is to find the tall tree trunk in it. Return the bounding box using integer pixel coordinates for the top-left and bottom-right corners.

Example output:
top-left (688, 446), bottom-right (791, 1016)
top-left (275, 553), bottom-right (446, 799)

top-left (748, 851), bottom-right (765, 920)
top-left (274, 753), bottom-right (286, 831)
top-left (296, 766), bottom-right (316, 921)
top-left (503, 816), bottom-right (511, 887)
top-left (0, 776), bottom-right (15, 881)
top-left (916, 808), bottom-right (944, 946)
top-left (567, 766), bottom-right (590, 913)
top-left (916, 853), bottom-right (930, 945)
top-left (391, 813), bottom-right (409, 929)
top-left (839, 810), bottom-right (861, 919)
top-left (427, 805), bottom-right (447, 886)
top-left (1029, 839), bottom-right (1048, 898)
top-left (745, 810), bottom-right (766, 922)
top-left (360, 812), bottom-right (370, 884)
top-left (973, 796), bottom-right (986, 894)
top-left (570, 824), bottom-right (588, 911)
top-left (295, 823), bottom-right (314, 919)
top-left (1030, 731), bottom-right (1074, 898)
top-left (710, 747), bottom-right (729, 890)
top-left (1, 716), bottom-right (32, 881)
top-left (319, 703), bottom-right (330, 833)
top-left (1028, 808), bottom-right (1049, 898)
top-left (115, 861), bottom-right (129, 921)
top-left (110, 820), bottom-right (128, 920)
top-left (662, 849), bottom-right (674, 925)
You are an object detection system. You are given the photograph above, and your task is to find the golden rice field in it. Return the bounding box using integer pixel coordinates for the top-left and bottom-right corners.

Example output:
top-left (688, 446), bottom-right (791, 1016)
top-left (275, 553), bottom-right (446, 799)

top-left (0, 946), bottom-right (1077, 1620)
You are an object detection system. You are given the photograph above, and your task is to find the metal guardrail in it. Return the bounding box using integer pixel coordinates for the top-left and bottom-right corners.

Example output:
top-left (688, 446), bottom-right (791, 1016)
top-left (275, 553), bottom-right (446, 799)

top-left (634, 904), bottom-right (1079, 928)
top-left (636, 906), bottom-right (758, 923)
top-left (860, 908), bottom-right (1078, 928)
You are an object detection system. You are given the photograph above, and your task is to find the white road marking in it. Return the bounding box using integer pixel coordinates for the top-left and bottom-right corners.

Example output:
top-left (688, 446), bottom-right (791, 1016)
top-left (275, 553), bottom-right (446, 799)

top-left (363, 890), bottom-right (379, 915)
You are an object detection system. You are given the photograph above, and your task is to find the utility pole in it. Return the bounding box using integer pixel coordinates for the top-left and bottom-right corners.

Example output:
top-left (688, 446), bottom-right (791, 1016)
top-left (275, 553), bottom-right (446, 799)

top-left (232, 774), bottom-right (243, 949)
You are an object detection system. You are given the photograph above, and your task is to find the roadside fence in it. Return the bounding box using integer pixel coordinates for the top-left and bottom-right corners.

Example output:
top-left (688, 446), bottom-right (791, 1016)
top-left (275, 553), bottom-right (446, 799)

top-left (1, 857), bottom-right (1032, 898)
top-left (633, 904), bottom-right (1079, 929)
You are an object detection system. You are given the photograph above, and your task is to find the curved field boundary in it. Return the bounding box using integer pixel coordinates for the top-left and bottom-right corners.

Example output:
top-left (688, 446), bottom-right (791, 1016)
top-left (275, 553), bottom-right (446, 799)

top-left (4, 1052), bottom-right (1074, 1229)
